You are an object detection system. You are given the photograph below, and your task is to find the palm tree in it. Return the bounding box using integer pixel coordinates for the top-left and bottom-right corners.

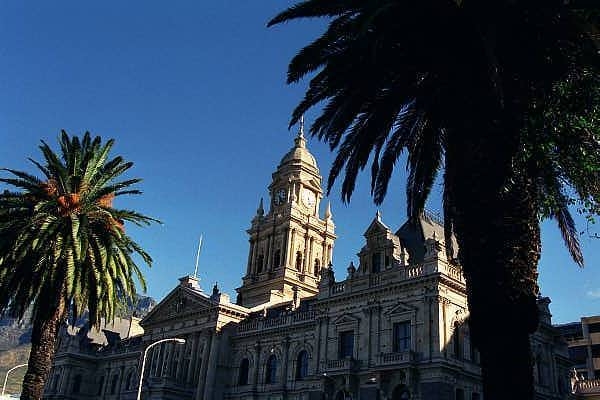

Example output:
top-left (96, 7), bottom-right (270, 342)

top-left (268, 1), bottom-right (600, 399)
top-left (0, 131), bottom-right (158, 400)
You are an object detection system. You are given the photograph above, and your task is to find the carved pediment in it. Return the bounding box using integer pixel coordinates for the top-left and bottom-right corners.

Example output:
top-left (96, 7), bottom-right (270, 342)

top-left (141, 286), bottom-right (213, 327)
top-left (364, 218), bottom-right (391, 238)
top-left (385, 302), bottom-right (416, 316)
top-left (333, 314), bottom-right (360, 326)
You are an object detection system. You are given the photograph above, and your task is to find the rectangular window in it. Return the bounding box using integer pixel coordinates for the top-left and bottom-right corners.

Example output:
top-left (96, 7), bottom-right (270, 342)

top-left (591, 344), bottom-right (600, 357)
top-left (455, 388), bottom-right (465, 400)
top-left (471, 393), bottom-right (480, 400)
top-left (339, 331), bottom-right (354, 358)
top-left (372, 253), bottom-right (381, 273)
top-left (393, 321), bottom-right (411, 352)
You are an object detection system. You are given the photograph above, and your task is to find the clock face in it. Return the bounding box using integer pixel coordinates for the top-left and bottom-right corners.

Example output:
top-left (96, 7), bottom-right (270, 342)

top-left (275, 189), bottom-right (287, 205)
top-left (301, 189), bottom-right (316, 207)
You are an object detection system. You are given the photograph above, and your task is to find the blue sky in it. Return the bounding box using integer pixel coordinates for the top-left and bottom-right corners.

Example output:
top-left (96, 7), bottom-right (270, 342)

top-left (1, 1), bottom-right (598, 324)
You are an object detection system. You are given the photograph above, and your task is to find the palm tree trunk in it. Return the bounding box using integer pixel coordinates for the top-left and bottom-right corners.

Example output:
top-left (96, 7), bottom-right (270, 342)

top-left (20, 293), bottom-right (66, 400)
top-left (447, 119), bottom-right (541, 400)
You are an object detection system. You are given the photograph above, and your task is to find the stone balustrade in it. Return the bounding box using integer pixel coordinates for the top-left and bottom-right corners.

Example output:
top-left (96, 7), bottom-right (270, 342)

top-left (575, 378), bottom-right (600, 394)
top-left (322, 358), bottom-right (361, 372)
top-left (237, 310), bottom-right (317, 333)
top-left (326, 261), bottom-right (464, 298)
top-left (376, 351), bottom-right (415, 366)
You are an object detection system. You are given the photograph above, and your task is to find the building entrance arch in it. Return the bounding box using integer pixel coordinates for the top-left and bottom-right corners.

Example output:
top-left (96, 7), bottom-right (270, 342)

top-left (391, 384), bottom-right (410, 400)
top-left (335, 389), bottom-right (352, 400)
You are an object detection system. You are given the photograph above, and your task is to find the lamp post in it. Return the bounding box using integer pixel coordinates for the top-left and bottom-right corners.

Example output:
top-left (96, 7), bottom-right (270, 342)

top-left (2, 363), bottom-right (27, 398)
top-left (136, 338), bottom-right (185, 400)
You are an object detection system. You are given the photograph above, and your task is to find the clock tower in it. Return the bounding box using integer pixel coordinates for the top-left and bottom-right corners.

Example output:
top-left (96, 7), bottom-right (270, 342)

top-left (236, 124), bottom-right (336, 309)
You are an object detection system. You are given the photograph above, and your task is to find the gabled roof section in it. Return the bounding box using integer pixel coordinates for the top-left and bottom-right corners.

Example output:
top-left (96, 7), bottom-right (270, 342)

top-left (140, 277), bottom-right (214, 327)
top-left (395, 210), bottom-right (458, 264)
top-left (363, 211), bottom-right (391, 237)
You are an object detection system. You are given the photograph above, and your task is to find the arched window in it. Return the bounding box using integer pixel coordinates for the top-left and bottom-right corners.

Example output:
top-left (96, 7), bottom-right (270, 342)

top-left (238, 358), bottom-right (250, 385)
top-left (313, 259), bottom-right (320, 277)
top-left (72, 374), bottom-right (82, 394)
top-left (274, 249), bottom-right (281, 269)
top-left (296, 350), bottom-right (309, 380)
top-left (295, 251), bottom-right (303, 271)
top-left (97, 376), bottom-right (105, 396)
top-left (257, 254), bottom-right (264, 273)
top-left (110, 373), bottom-right (119, 395)
top-left (453, 322), bottom-right (461, 359)
top-left (265, 355), bottom-right (278, 384)
top-left (125, 370), bottom-right (135, 391)
top-left (392, 385), bottom-right (411, 400)
top-left (372, 252), bottom-right (381, 273)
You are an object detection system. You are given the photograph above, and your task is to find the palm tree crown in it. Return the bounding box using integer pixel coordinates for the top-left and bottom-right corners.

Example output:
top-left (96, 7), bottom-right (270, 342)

top-left (268, 1), bottom-right (600, 399)
top-left (0, 131), bottom-right (158, 400)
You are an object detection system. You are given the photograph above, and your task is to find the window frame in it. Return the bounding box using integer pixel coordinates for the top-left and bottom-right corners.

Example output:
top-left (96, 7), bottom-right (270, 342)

top-left (265, 355), bottom-right (278, 384)
top-left (296, 350), bottom-right (309, 380)
top-left (339, 330), bottom-right (355, 359)
top-left (238, 358), bottom-right (250, 386)
top-left (393, 321), bottom-right (411, 353)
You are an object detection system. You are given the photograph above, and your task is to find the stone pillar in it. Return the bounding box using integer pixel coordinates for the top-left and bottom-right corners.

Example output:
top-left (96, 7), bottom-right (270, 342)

top-left (282, 337), bottom-right (291, 395)
top-left (186, 333), bottom-right (199, 385)
top-left (194, 332), bottom-right (212, 400)
top-left (308, 237), bottom-right (314, 275)
top-left (247, 239), bottom-right (254, 276)
top-left (203, 332), bottom-right (222, 399)
top-left (281, 228), bottom-right (289, 268)
top-left (250, 239), bottom-right (258, 275)
top-left (288, 229), bottom-right (296, 269)
top-left (266, 234), bottom-right (272, 271)
top-left (303, 233), bottom-right (309, 274)
top-left (253, 342), bottom-right (262, 391)
top-left (316, 316), bottom-right (323, 374)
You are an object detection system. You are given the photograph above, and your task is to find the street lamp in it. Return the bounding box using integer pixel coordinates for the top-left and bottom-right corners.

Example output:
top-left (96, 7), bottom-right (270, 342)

top-left (2, 363), bottom-right (27, 397)
top-left (136, 338), bottom-right (185, 400)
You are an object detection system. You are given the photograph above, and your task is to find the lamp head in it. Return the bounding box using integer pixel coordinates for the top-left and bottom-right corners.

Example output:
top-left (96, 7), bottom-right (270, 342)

top-left (174, 338), bottom-right (186, 344)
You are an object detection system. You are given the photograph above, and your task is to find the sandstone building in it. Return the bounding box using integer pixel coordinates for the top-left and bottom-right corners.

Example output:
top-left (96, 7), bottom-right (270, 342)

top-left (45, 129), bottom-right (572, 400)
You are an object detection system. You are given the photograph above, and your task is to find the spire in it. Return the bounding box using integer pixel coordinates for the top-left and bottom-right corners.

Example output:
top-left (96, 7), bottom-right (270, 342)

top-left (294, 115), bottom-right (306, 149)
top-left (257, 197), bottom-right (264, 216)
top-left (376, 210), bottom-right (382, 222)
top-left (325, 200), bottom-right (332, 219)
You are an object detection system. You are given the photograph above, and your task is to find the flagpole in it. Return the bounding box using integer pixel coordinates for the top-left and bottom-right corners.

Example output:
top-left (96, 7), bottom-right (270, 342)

top-left (194, 235), bottom-right (203, 278)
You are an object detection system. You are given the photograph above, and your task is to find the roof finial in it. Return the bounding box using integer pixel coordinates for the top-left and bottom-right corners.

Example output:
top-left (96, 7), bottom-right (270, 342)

top-left (376, 210), bottom-right (382, 222)
top-left (257, 197), bottom-right (264, 216)
top-left (325, 200), bottom-right (332, 219)
top-left (294, 115), bottom-right (306, 148)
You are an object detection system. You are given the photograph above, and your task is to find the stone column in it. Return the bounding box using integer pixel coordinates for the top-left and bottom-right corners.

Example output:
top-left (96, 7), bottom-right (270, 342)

top-left (203, 332), bottom-right (222, 399)
top-left (282, 228), bottom-right (289, 268)
top-left (247, 239), bottom-right (254, 275)
top-left (316, 316), bottom-right (323, 374)
top-left (266, 234), bottom-right (272, 271)
top-left (194, 332), bottom-right (212, 400)
top-left (303, 233), bottom-right (309, 274)
top-left (308, 237), bottom-right (314, 276)
top-left (288, 229), bottom-right (296, 269)
top-left (186, 333), bottom-right (199, 385)
top-left (253, 342), bottom-right (262, 391)
top-left (281, 337), bottom-right (291, 395)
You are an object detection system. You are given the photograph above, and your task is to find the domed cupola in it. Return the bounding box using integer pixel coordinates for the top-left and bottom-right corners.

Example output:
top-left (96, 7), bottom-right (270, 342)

top-left (237, 118), bottom-right (336, 309)
top-left (278, 126), bottom-right (319, 173)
